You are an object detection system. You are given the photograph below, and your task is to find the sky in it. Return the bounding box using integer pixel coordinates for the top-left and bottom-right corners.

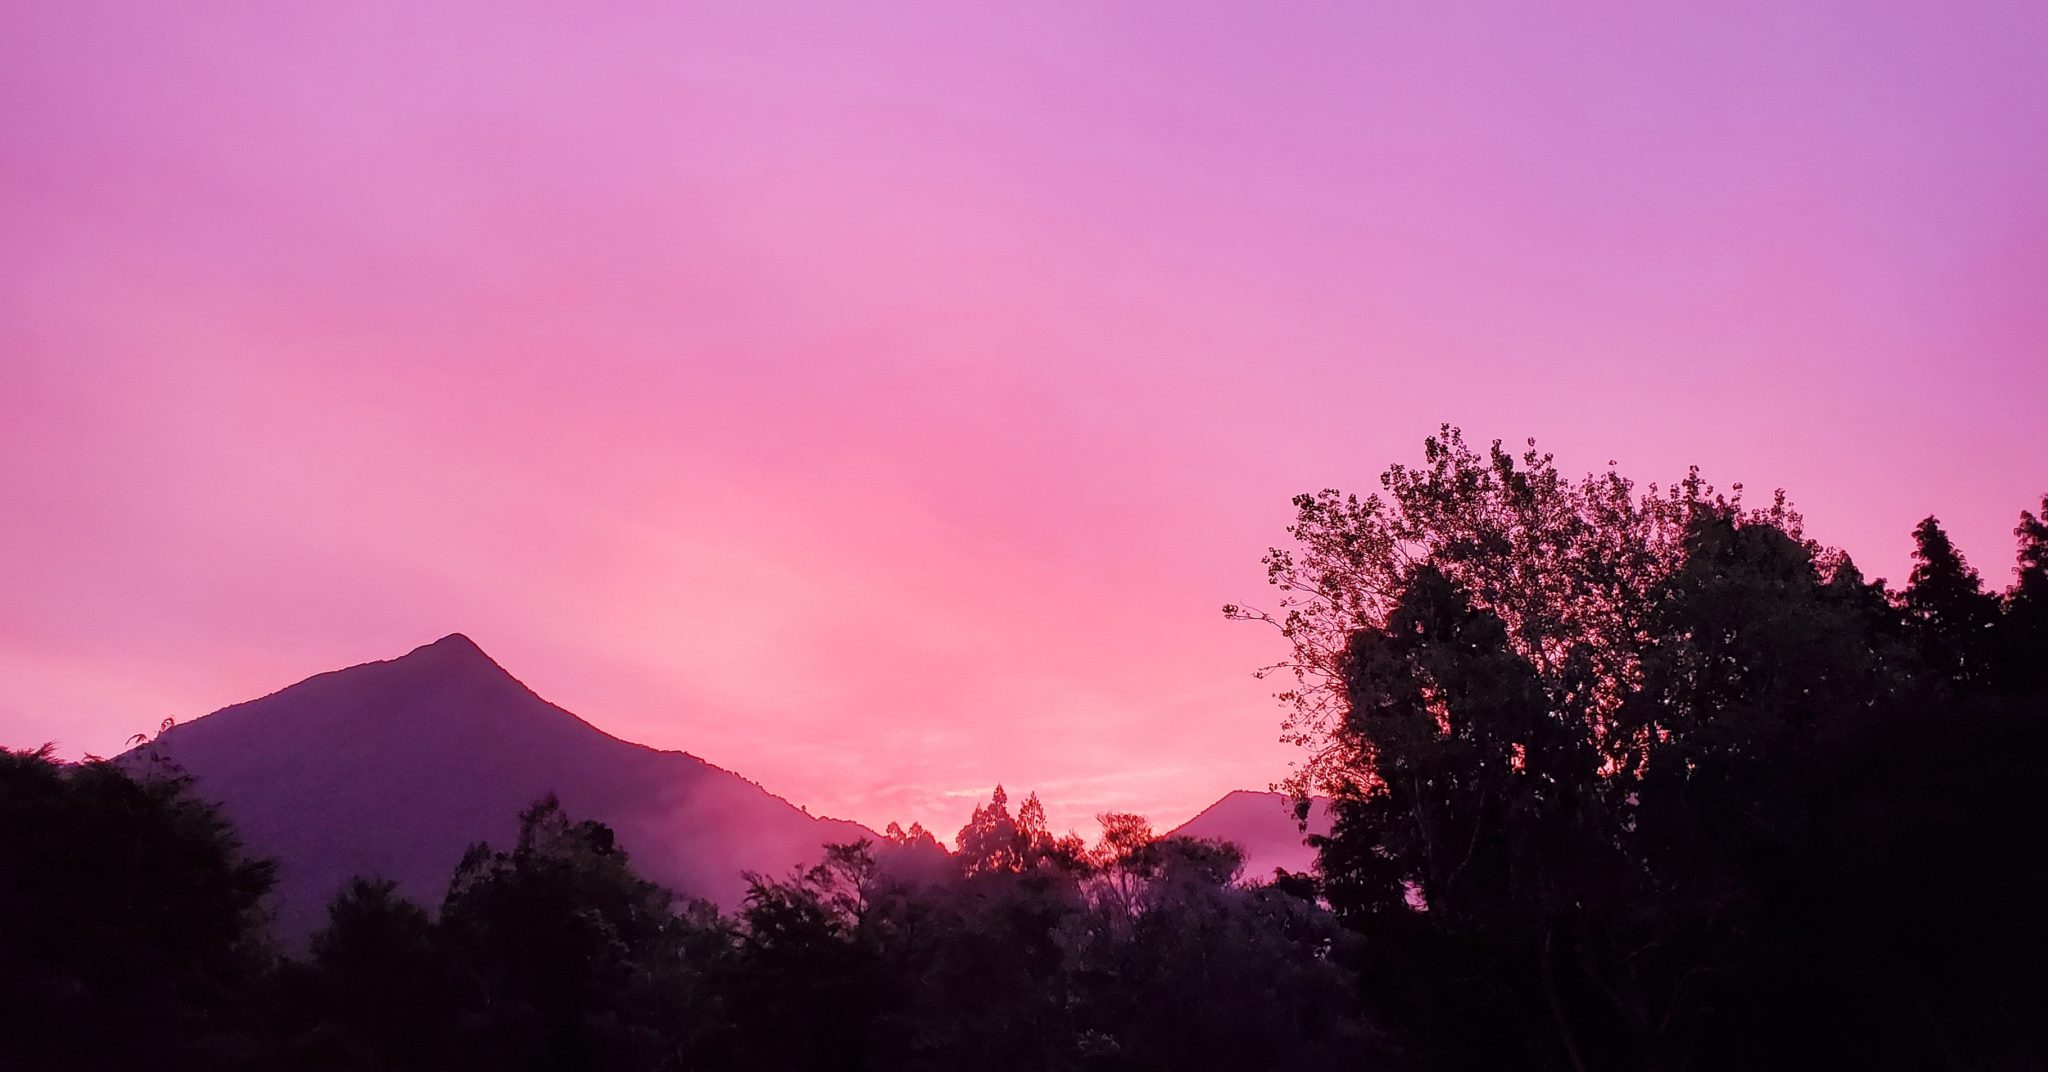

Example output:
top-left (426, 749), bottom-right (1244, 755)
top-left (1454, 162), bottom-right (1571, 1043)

top-left (3, 1), bottom-right (2045, 837)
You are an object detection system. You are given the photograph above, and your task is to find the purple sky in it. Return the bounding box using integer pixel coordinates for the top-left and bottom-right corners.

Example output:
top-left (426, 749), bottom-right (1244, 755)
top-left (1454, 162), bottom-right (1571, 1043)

top-left (4, 1), bottom-right (2045, 835)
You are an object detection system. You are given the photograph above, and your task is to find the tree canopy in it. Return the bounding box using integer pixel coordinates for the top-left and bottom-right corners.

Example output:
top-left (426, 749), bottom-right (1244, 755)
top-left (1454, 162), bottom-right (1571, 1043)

top-left (1230, 428), bottom-right (2048, 1070)
top-left (0, 746), bottom-right (277, 1071)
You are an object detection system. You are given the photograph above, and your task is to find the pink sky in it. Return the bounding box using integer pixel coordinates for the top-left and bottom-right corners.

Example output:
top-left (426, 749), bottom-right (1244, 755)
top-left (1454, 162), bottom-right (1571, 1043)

top-left (3, 2), bottom-right (2045, 837)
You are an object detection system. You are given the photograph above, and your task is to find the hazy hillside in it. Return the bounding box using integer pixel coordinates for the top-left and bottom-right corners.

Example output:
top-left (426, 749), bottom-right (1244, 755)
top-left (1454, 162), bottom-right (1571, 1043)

top-left (133, 634), bottom-right (885, 939)
top-left (1167, 789), bottom-right (1332, 881)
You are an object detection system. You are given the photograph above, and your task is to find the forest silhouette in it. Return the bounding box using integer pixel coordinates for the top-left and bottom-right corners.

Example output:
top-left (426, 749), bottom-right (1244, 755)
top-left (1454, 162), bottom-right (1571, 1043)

top-left (3, 428), bottom-right (2045, 1071)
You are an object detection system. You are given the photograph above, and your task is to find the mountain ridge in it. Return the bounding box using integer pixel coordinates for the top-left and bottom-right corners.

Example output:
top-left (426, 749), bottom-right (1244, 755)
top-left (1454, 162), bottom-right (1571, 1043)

top-left (123, 633), bottom-right (1321, 939)
top-left (132, 632), bottom-right (888, 940)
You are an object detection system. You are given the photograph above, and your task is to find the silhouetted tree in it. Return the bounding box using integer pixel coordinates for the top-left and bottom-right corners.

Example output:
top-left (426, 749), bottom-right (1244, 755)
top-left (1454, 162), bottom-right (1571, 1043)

top-left (1903, 515), bottom-right (2002, 689)
top-left (1996, 496), bottom-right (2048, 692)
top-left (0, 746), bottom-right (277, 1072)
top-left (955, 784), bottom-right (1026, 875)
top-left (1315, 566), bottom-right (1608, 1069)
top-left (1066, 869), bottom-right (1373, 1072)
top-left (1225, 426), bottom-right (1789, 797)
top-left (272, 878), bottom-right (452, 1071)
top-left (1241, 433), bottom-right (2048, 1070)
top-left (436, 796), bottom-right (709, 1072)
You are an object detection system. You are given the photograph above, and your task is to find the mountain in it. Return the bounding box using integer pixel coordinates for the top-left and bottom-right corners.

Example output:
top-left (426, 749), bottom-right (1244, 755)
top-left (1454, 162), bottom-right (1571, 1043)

top-left (1167, 789), bottom-right (1333, 882)
top-left (132, 633), bottom-right (893, 940)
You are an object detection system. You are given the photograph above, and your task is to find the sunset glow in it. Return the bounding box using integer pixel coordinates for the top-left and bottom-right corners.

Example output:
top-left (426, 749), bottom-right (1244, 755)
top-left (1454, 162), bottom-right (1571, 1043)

top-left (4, 1), bottom-right (2045, 837)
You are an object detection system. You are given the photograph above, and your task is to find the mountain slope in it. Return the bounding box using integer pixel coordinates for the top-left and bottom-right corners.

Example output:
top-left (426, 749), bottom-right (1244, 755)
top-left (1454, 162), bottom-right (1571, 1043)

top-left (136, 633), bottom-right (879, 939)
top-left (1167, 789), bottom-right (1333, 882)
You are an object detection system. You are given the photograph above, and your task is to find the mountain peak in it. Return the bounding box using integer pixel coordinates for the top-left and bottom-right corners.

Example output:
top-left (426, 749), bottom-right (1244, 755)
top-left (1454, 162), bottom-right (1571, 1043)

top-left (392, 632), bottom-right (512, 677)
top-left (410, 631), bottom-right (487, 658)
top-left (141, 635), bottom-right (884, 940)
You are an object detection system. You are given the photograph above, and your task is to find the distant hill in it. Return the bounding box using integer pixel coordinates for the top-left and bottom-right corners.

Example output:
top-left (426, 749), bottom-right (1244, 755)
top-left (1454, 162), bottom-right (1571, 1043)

top-left (130, 634), bottom-right (902, 940)
top-left (1166, 789), bottom-right (1333, 882)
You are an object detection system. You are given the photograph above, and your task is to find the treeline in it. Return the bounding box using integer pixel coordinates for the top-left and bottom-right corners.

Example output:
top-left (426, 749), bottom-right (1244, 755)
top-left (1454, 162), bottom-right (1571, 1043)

top-left (1228, 428), bottom-right (2048, 1070)
top-left (0, 758), bottom-right (1376, 1072)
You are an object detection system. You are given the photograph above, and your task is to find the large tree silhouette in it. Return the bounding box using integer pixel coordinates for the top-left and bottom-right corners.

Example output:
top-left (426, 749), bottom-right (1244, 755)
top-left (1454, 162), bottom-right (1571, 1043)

top-left (1242, 432), bottom-right (2048, 1070)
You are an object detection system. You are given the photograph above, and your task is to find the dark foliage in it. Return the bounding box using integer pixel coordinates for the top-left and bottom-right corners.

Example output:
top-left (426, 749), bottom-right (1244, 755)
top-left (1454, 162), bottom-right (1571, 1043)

top-left (0, 758), bottom-right (1376, 1070)
top-left (1235, 429), bottom-right (2048, 1071)
top-left (0, 747), bottom-right (276, 1072)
